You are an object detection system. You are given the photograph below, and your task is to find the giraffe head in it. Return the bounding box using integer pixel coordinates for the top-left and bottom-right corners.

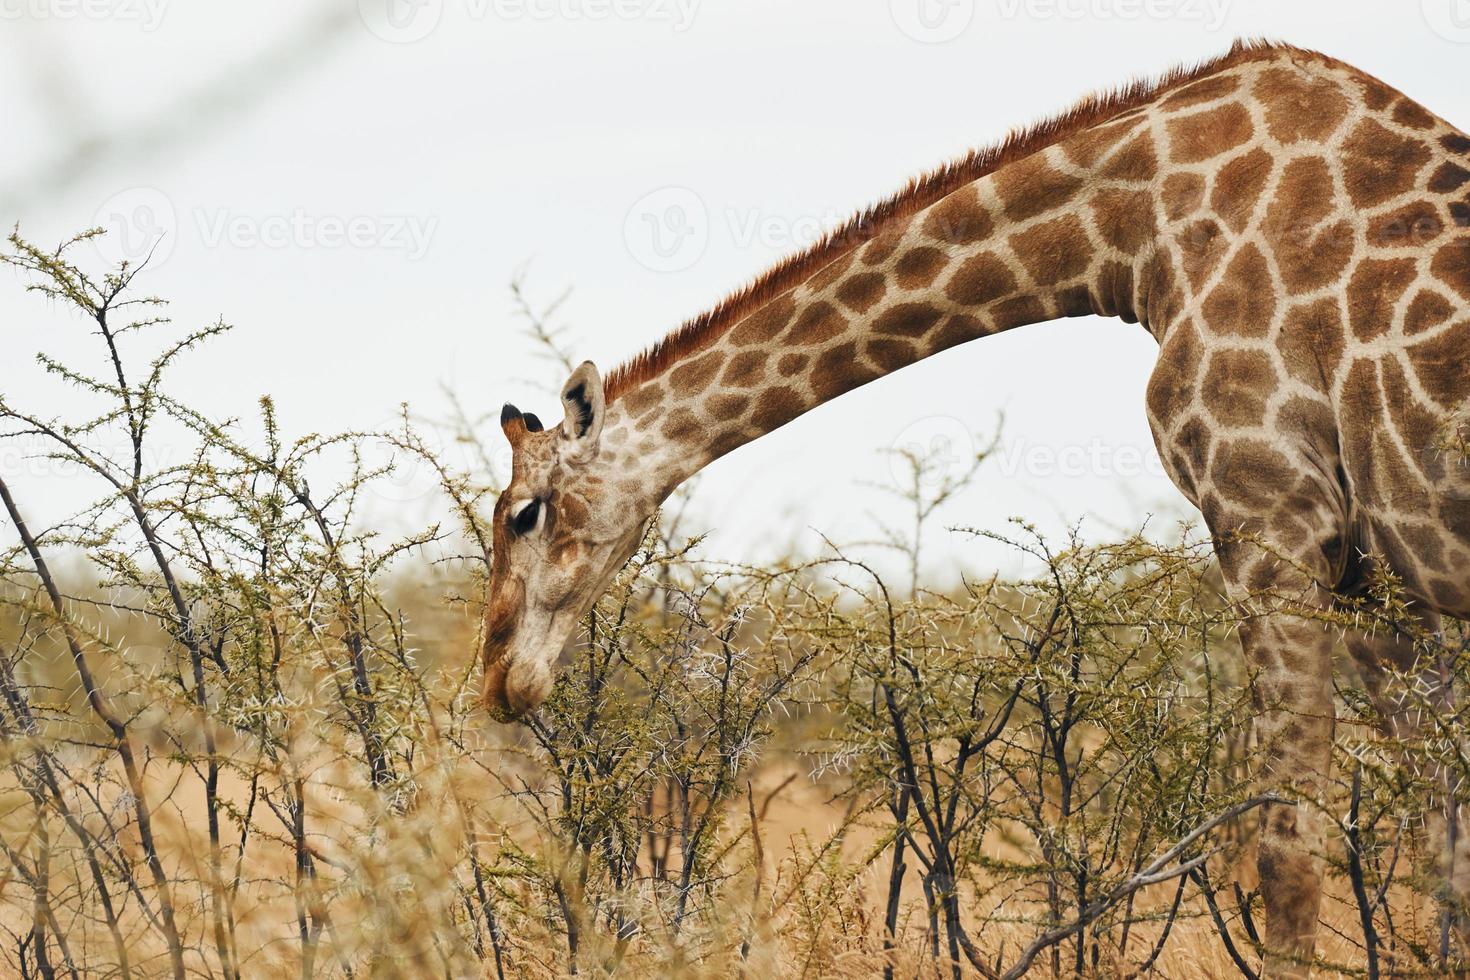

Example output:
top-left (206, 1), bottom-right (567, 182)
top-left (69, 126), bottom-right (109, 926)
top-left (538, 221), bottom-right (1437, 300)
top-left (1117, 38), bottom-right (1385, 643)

top-left (481, 361), bottom-right (651, 720)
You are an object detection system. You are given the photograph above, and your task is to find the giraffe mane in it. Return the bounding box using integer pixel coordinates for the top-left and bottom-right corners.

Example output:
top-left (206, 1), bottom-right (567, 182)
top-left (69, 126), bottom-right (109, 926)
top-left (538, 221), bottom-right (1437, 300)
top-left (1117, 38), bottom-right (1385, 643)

top-left (603, 36), bottom-right (1321, 403)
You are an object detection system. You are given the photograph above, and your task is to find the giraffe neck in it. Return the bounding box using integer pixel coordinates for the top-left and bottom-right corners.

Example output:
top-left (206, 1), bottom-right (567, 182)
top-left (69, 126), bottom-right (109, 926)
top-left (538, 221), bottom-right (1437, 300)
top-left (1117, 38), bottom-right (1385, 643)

top-left (603, 119), bottom-right (1164, 506)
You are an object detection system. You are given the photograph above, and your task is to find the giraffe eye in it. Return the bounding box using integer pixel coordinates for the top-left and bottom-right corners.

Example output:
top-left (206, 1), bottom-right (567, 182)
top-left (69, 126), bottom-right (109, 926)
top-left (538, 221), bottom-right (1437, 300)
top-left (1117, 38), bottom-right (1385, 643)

top-left (511, 498), bottom-right (542, 536)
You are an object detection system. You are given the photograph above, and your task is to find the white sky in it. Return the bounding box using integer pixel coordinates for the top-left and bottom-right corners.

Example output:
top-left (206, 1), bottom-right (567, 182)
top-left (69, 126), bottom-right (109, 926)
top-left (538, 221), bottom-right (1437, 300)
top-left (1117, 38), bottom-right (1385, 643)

top-left (2, 0), bottom-right (1467, 579)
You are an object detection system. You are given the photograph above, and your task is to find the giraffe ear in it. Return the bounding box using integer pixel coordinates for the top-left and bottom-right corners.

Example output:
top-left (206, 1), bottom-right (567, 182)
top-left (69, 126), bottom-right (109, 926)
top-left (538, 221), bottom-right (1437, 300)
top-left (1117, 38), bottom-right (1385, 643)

top-left (500, 403), bottom-right (527, 445)
top-left (559, 361), bottom-right (604, 463)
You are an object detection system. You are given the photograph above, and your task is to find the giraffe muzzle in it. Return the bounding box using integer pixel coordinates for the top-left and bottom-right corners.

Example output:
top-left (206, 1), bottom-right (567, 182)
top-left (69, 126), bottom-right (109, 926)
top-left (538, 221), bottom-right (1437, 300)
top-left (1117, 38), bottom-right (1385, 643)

top-left (481, 648), bottom-right (555, 722)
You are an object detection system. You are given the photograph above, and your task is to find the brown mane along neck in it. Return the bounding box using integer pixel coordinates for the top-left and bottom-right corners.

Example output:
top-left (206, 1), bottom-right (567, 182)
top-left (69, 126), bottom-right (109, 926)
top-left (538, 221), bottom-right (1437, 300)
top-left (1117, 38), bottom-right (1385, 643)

top-left (602, 37), bottom-right (1317, 404)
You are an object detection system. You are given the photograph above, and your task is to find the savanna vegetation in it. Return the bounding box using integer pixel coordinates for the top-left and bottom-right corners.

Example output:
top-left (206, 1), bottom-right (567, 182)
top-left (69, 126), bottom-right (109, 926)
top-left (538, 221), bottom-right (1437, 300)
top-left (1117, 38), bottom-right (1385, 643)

top-left (1, 230), bottom-right (1468, 978)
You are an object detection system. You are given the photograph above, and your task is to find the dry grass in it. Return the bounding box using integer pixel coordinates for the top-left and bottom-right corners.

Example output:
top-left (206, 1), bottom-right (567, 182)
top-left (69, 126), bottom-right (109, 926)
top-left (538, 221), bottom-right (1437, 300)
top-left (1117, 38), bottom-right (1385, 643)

top-left (2, 230), bottom-right (1467, 979)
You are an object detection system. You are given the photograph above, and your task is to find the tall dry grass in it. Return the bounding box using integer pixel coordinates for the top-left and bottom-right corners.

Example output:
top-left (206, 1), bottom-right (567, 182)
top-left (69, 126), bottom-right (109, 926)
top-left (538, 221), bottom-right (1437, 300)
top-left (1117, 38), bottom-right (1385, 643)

top-left (1, 231), bottom-right (1467, 978)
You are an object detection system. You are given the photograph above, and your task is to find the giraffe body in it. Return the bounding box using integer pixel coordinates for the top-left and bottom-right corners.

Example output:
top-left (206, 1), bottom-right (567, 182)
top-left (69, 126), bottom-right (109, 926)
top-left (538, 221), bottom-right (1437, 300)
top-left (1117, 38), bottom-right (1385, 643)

top-left (486, 41), bottom-right (1470, 975)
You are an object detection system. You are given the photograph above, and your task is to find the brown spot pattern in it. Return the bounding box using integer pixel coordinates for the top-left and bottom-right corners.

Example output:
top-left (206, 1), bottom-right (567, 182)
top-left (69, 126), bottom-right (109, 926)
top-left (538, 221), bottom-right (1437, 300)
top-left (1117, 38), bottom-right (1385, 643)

top-left (751, 386), bottom-right (807, 431)
top-left (1212, 149), bottom-right (1273, 233)
top-left (836, 272), bottom-right (887, 313)
top-left (864, 338), bottom-right (915, 371)
top-left (1168, 103), bottom-right (1253, 163)
top-left (1163, 173), bottom-right (1206, 221)
top-left (1262, 157), bottom-right (1355, 294)
top-left (1430, 162), bottom-right (1470, 193)
top-left (1347, 258), bottom-right (1418, 341)
top-left (1175, 219), bottom-right (1229, 290)
top-left (932, 313), bottom-right (986, 351)
top-left (945, 252), bottom-right (1017, 306)
top-left (1431, 239), bottom-right (1470, 300)
top-left (707, 393), bottom-right (750, 420)
top-left (1392, 99), bottom-right (1437, 131)
top-left (923, 189), bottom-right (993, 244)
top-left (1202, 244), bottom-right (1277, 336)
top-left (806, 252), bottom-right (855, 292)
top-left (1404, 290), bottom-right (1455, 336)
top-left (721, 350), bottom-right (767, 388)
top-left (1202, 348), bottom-right (1274, 427)
top-left (894, 246), bottom-right (949, 290)
top-left (1162, 73), bottom-right (1239, 109)
top-left (786, 301), bottom-right (848, 345)
top-left (1277, 299), bottom-right (1344, 388)
top-left (1092, 188), bottom-right (1155, 253)
top-left (1407, 323), bottom-right (1470, 407)
top-left (1011, 217), bottom-right (1093, 286)
top-left (728, 294), bottom-right (797, 345)
top-left (993, 153), bottom-right (1084, 222)
top-left (669, 351), bottom-right (724, 393)
top-left (1255, 68), bottom-right (1349, 144)
top-left (1343, 118), bottom-right (1432, 208)
top-left (1098, 132), bottom-right (1158, 182)
top-left (874, 302), bottom-right (944, 338)
top-left (1368, 203), bottom-right (1444, 248)
top-left (777, 352), bottom-right (809, 376)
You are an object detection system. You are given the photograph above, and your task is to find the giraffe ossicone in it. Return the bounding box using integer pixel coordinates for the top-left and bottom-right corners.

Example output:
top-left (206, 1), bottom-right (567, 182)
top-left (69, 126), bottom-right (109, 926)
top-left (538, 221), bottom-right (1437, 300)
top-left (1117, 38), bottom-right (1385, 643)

top-left (483, 39), bottom-right (1470, 976)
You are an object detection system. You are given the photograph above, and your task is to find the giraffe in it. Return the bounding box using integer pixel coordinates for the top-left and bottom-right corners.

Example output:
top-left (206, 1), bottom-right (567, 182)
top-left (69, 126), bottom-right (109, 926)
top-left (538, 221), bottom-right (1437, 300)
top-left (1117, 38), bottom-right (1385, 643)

top-left (484, 40), bottom-right (1470, 975)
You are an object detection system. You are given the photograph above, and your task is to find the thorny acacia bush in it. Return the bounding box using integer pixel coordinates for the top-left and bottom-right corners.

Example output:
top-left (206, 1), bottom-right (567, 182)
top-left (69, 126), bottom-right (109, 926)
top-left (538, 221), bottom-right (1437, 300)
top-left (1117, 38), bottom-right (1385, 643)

top-left (0, 231), bottom-right (1468, 978)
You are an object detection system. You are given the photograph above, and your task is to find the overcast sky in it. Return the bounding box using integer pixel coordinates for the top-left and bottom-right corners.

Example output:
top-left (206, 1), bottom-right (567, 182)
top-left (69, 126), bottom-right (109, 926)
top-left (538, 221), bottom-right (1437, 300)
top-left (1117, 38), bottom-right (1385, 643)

top-left (3, 0), bottom-right (1467, 578)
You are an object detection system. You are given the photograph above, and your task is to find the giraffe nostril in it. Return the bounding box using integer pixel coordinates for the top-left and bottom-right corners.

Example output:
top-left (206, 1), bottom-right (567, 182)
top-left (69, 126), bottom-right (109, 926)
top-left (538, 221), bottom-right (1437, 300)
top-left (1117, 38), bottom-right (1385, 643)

top-left (482, 654), bottom-right (514, 720)
top-left (481, 648), bottom-right (555, 722)
top-left (507, 662), bottom-right (553, 714)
